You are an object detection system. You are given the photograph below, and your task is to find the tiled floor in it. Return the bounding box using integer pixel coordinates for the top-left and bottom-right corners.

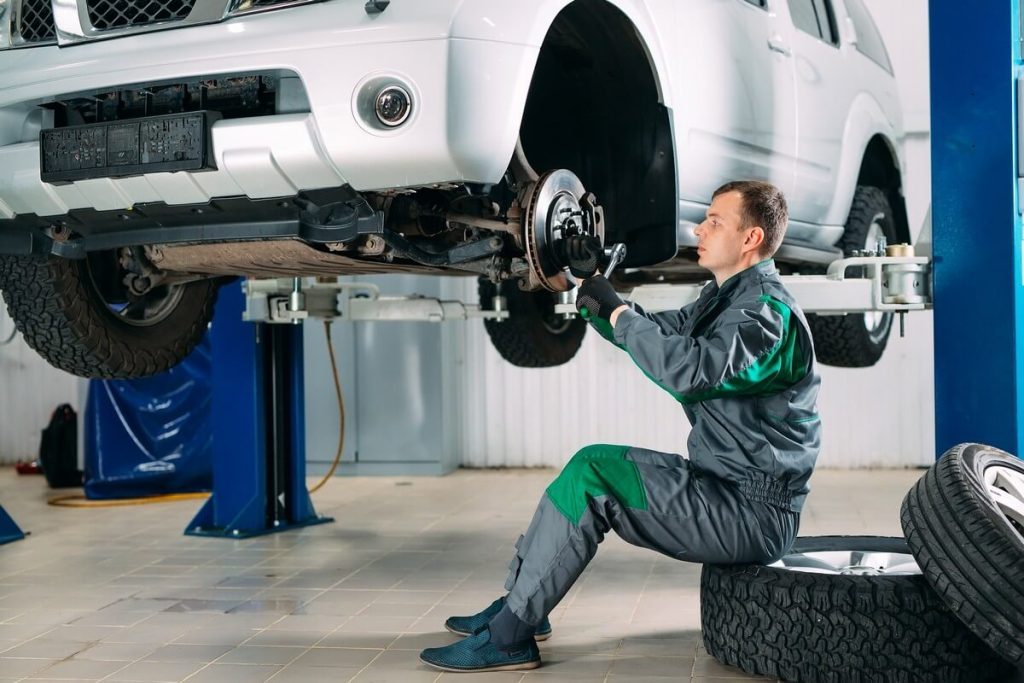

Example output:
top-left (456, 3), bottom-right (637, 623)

top-left (0, 466), bottom-right (1020, 682)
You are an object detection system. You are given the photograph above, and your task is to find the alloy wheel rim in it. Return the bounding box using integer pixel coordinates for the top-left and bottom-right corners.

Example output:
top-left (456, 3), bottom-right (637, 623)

top-left (769, 549), bottom-right (921, 576)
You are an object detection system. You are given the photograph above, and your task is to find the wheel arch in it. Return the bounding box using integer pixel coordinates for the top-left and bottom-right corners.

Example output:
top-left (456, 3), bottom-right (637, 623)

top-left (450, 0), bottom-right (679, 268)
top-left (856, 133), bottom-right (911, 245)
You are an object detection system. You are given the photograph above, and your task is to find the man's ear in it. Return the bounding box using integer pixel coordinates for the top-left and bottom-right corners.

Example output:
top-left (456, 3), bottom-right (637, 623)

top-left (745, 226), bottom-right (766, 253)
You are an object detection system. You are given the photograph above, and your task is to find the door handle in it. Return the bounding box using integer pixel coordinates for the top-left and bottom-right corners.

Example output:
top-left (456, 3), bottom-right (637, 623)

top-left (768, 37), bottom-right (792, 56)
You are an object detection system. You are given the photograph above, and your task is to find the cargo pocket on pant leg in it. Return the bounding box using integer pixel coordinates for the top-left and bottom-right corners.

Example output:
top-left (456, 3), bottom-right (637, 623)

top-left (504, 534), bottom-right (525, 591)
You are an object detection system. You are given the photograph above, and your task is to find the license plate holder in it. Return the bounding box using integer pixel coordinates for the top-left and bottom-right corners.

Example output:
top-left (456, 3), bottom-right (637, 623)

top-left (40, 111), bottom-right (218, 183)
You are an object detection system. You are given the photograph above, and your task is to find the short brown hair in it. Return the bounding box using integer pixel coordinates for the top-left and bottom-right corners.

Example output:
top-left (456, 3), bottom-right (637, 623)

top-left (712, 180), bottom-right (788, 257)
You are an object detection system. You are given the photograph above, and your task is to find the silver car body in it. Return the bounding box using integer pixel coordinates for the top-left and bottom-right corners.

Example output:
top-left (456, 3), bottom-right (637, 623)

top-left (0, 0), bottom-right (903, 255)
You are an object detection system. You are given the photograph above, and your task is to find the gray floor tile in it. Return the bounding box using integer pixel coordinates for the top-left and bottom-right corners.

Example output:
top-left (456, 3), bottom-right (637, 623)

top-left (105, 660), bottom-right (207, 682)
top-left (266, 665), bottom-right (363, 682)
top-left (143, 644), bottom-right (234, 663)
top-left (288, 647), bottom-right (381, 668)
top-left (0, 658), bottom-right (60, 677)
top-left (0, 467), bottom-right (944, 683)
top-left (27, 657), bottom-right (128, 679)
top-left (182, 663), bottom-right (282, 683)
top-left (217, 646), bottom-right (306, 666)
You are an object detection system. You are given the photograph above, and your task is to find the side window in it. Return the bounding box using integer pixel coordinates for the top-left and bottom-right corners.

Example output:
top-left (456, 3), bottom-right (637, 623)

top-left (787, 0), bottom-right (821, 38)
top-left (843, 0), bottom-right (894, 74)
top-left (812, 0), bottom-right (837, 44)
top-left (788, 0), bottom-right (839, 45)
top-left (742, 0), bottom-right (767, 7)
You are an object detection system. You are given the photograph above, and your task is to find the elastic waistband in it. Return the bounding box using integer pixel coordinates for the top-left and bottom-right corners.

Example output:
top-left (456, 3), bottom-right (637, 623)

top-left (738, 474), bottom-right (794, 510)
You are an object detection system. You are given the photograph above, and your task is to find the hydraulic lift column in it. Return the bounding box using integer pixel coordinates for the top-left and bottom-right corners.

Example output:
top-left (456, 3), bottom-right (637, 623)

top-left (186, 282), bottom-right (332, 538)
top-left (930, 1), bottom-right (1024, 456)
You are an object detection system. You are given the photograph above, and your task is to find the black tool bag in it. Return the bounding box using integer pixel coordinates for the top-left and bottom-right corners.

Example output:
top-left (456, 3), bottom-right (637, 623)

top-left (39, 403), bottom-right (81, 488)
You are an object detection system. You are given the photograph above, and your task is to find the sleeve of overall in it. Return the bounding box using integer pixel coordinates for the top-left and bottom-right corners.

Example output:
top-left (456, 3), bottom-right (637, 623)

top-left (611, 299), bottom-right (791, 402)
top-left (634, 301), bottom-right (698, 336)
top-left (586, 301), bottom-right (698, 348)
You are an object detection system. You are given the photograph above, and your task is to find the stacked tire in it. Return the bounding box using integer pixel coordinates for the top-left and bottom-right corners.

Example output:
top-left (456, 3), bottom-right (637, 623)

top-left (700, 443), bottom-right (1024, 683)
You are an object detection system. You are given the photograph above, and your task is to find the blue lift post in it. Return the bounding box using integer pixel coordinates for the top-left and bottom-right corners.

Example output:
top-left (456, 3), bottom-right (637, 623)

top-left (186, 281), bottom-right (333, 538)
top-left (0, 504), bottom-right (25, 545)
top-left (931, 1), bottom-right (1024, 458)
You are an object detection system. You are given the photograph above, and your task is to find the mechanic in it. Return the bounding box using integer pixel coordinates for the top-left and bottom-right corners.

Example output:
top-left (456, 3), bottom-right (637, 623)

top-left (419, 180), bottom-right (822, 673)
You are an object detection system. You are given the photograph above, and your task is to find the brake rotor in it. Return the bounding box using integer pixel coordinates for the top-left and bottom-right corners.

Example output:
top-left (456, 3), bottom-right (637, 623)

top-left (522, 169), bottom-right (603, 292)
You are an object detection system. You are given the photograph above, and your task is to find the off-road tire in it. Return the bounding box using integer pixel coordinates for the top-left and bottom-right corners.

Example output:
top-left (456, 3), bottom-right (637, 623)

top-left (902, 443), bottom-right (1024, 666)
top-left (700, 535), bottom-right (1013, 682)
top-left (0, 254), bottom-right (217, 379)
top-left (478, 277), bottom-right (586, 368)
top-left (807, 185), bottom-right (898, 368)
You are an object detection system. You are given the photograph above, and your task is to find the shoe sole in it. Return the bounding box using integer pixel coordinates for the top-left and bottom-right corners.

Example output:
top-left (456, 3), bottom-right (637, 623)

top-left (419, 655), bottom-right (542, 673)
top-left (444, 624), bottom-right (551, 642)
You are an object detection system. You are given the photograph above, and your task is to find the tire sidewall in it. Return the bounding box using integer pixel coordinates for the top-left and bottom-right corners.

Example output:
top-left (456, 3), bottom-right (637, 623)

top-left (806, 185), bottom-right (897, 367)
top-left (480, 278), bottom-right (586, 367)
top-left (961, 444), bottom-right (1024, 554)
top-left (72, 257), bottom-right (217, 353)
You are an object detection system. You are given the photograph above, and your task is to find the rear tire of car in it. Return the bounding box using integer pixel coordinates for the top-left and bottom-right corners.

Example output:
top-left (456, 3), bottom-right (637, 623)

top-left (806, 185), bottom-right (897, 368)
top-left (0, 253), bottom-right (217, 379)
top-left (701, 535), bottom-right (1015, 683)
top-left (478, 277), bottom-right (586, 368)
top-left (901, 443), bottom-right (1024, 666)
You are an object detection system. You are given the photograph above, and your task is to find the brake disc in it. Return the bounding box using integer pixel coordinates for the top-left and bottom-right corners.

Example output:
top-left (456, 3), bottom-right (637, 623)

top-left (522, 169), bottom-right (604, 292)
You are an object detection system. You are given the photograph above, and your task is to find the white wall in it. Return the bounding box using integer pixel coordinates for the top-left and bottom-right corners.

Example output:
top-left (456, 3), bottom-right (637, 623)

top-left (0, 308), bottom-right (83, 464)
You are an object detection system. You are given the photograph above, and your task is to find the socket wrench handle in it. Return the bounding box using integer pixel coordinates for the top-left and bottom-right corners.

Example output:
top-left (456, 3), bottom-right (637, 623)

top-left (603, 243), bottom-right (627, 279)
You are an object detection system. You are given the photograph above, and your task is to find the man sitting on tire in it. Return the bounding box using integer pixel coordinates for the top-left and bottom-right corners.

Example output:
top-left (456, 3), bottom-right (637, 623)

top-left (419, 180), bottom-right (822, 673)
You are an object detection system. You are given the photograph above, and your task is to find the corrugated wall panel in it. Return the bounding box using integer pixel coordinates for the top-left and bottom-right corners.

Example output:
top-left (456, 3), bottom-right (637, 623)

top-left (453, 278), bottom-right (934, 470)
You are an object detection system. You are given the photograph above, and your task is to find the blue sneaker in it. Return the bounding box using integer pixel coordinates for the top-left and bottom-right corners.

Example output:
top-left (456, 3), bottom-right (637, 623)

top-left (420, 626), bottom-right (541, 672)
top-left (444, 597), bottom-right (552, 641)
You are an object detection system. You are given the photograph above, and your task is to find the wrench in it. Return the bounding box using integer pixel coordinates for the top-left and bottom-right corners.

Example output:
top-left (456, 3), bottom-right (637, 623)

top-left (603, 243), bottom-right (627, 279)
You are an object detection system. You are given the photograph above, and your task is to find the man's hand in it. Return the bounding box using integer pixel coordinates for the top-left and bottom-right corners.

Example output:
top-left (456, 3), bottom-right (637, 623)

top-left (576, 275), bottom-right (624, 321)
top-left (560, 235), bottom-right (603, 279)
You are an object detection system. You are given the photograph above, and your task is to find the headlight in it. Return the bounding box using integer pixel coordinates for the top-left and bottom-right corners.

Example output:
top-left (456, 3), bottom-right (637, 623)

top-left (353, 75), bottom-right (418, 134)
top-left (375, 85), bottom-right (412, 127)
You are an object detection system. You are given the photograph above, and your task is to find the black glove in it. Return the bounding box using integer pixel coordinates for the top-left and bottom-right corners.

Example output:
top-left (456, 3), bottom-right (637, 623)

top-left (576, 275), bottom-right (624, 321)
top-left (557, 235), bottom-right (603, 278)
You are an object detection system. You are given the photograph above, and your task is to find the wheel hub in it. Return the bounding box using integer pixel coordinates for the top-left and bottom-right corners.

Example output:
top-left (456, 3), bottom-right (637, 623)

top-left (769, 550), bottom-right (921, 576)
top-left (522, 169), bottom-right (604, 292)
top-left (984, 463), bottom-right (1024, 535)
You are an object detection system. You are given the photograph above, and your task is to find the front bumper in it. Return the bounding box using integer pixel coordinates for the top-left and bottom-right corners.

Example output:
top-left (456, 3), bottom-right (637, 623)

top-left (0, 1), bottom-right (537, 219)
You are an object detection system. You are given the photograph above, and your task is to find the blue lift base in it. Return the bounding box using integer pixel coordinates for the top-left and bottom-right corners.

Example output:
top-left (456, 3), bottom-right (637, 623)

top-left (185, 503), bottom-right (332, 539)
top-left (0, 505), bottom-right (25, 545)
top-left (185, 282), bottom-right (334, 539)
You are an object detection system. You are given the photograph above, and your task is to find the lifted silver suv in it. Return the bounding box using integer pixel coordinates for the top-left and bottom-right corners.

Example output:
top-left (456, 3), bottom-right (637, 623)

top-left (0, 0), bottom-right (908, 377)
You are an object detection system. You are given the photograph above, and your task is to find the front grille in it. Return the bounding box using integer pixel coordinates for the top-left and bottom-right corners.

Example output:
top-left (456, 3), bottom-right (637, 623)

top-left (18, 0), bottom-right (57, 44)
top-left (86, 0), bottom-right (196, 30)
top-left (233, 0), bottom-right (297, 9)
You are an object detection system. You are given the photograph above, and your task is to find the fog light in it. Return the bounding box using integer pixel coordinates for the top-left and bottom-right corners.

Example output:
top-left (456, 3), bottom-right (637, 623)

top-left (375, 85), bottom-right (411, 127)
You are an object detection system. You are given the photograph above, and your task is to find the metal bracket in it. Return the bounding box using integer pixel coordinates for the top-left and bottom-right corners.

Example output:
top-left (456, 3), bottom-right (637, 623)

top-left (554, 255), bottom-right (933, 316)
top-left (242, 278), bottom-right (511, 324)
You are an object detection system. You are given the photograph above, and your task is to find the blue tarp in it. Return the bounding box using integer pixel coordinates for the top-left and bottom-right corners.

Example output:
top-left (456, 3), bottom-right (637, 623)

top-left (84, 337), bottom-right (213, 499)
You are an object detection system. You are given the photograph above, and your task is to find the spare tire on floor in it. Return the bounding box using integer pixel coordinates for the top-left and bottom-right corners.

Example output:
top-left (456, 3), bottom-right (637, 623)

top-left (902, 443), bottom-right (1024, 667)
top-left (700, 535), bottom-right (1014, 683)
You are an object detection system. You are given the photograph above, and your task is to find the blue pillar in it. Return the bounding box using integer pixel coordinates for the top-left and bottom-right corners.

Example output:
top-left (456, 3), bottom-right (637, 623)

top-left (0, 504), bottom-right (25, 545)
top-left (932, 0), bottom-right (1024, 457)
top-left (186, 281), bottom-right (332, 538)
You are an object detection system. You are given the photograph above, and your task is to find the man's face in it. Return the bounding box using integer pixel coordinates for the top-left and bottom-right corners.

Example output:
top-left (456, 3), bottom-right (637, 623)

top-left (693, 191), bottom-right (759, 275)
